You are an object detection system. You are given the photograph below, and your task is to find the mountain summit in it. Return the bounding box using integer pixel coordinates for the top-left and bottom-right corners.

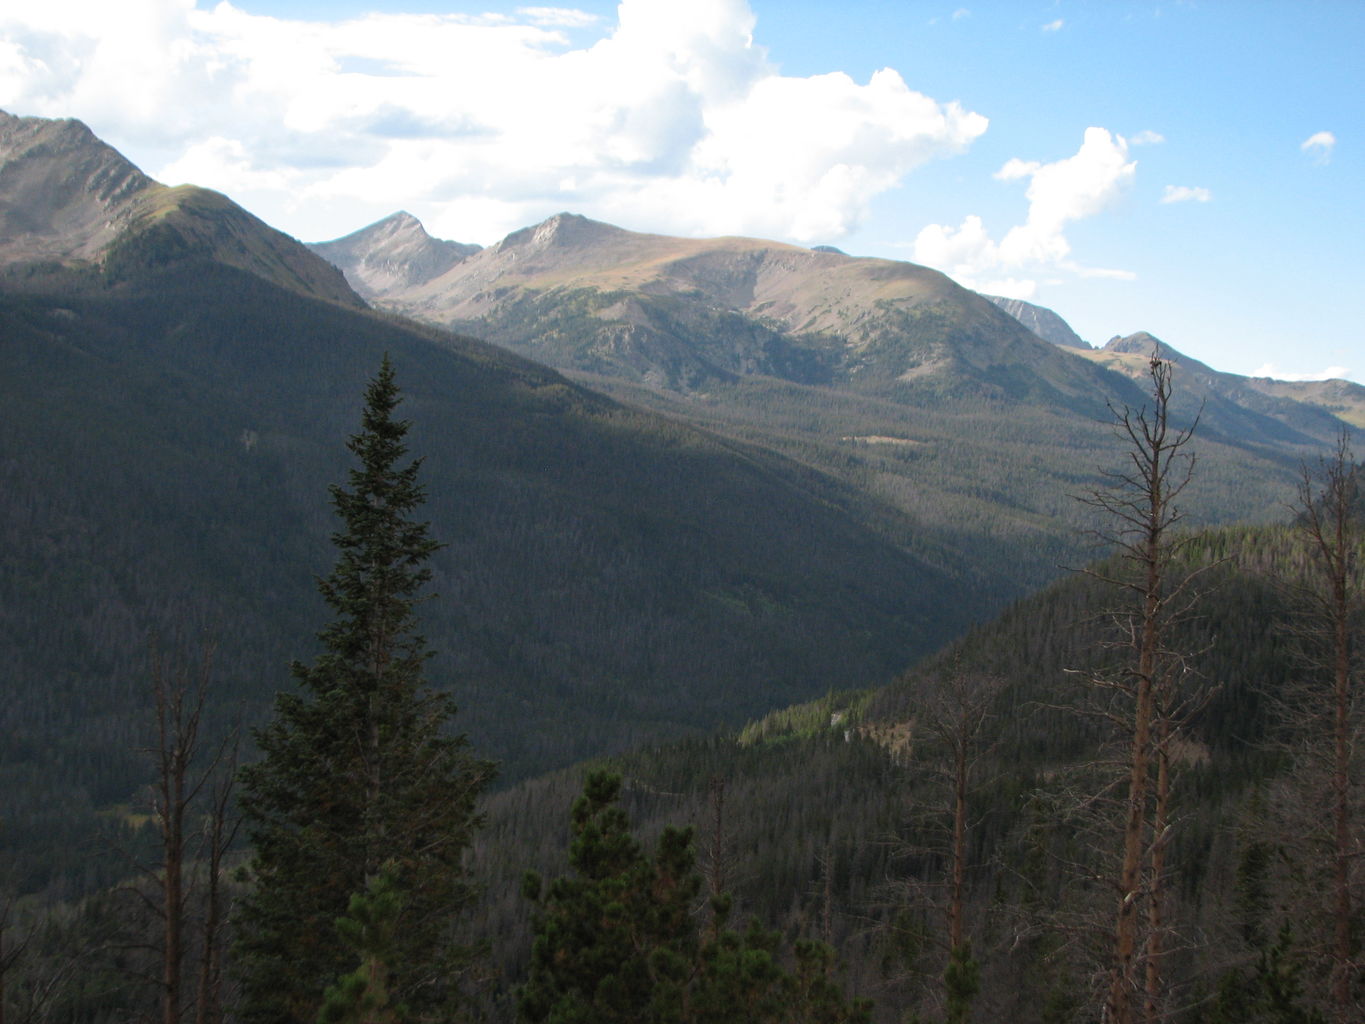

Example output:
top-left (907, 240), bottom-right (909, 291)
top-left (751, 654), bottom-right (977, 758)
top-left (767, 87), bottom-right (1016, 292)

top-left (0, 109), bottom-right (360, 307)
top-left (309, 211), bottom-right (480, 300)
top-left (0, 111), bottom-right (152, 262)
top-left (312, 210), bottom-right (1115, 403)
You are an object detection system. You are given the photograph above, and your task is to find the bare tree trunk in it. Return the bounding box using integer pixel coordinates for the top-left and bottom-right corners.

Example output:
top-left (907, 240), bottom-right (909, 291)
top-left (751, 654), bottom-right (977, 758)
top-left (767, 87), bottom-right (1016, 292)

top-left (145, 637), bottom-right (237, 1024)
top-left (1143, 706), bottom-right (1172, 1023)
top-left (151, 643), bottom-right (204, 1024)
top-left (704, 775), bottom-right (728, 940)
top-left (1109, 664), bottom-right (1154, 1024)
top-left (1106, 381), bottom-right (1166, 1024)
top-left (919, 665), bottom-right (1002, 1021)
top-left (1079, 355), bottom-right (1200, 1024)
top-left (1296, 431), bottom-right (1358, 1021)
top-left (194, 736), bottom-right (239, 1024)
top-left (949, 714), bottom-right (971, 955)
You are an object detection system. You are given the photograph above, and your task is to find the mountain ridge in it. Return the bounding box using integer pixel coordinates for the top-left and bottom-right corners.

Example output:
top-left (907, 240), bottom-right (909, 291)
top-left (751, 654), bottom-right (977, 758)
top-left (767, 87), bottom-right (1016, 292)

top-left (311, 210), bottom-right (1124, 408)
top-left (0, 109), bottom-right (361, 307)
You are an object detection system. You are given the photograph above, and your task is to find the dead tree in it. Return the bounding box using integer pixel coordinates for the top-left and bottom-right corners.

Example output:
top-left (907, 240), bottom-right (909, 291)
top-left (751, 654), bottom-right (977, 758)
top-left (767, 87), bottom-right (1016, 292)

top-left (1293, 431), bottom-right (1361, 1021)
top-left (920, 667), bottom-right (1005, 961)
top-left (886, 664), bottom-right (1004, 1022)
top-left (926, 667), bottom-right (1003, 1024)
top-left (139, 638), bottom-right (239, 1024)
top-left (1075, 354), bottom-right (1203, 1024)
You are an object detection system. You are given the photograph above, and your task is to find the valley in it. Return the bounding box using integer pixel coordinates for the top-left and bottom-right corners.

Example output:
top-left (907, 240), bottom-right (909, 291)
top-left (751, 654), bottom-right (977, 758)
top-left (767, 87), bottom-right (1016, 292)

top-left (1, 109), bottom-right (1360, 1023)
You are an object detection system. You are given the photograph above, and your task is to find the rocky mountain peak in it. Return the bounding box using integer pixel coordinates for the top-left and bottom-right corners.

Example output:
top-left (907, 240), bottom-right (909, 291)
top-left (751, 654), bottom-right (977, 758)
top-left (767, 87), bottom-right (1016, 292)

top-left (309, 211), bottom-right (480, 299)
top-left (0, 110), bottom-right (361, 306)
top-left (494, 212), bottom-right (625, 255)
top-left (0, 109), bottom-right (154, 263)
top-left (982, 294), bottom-right (1089, 349)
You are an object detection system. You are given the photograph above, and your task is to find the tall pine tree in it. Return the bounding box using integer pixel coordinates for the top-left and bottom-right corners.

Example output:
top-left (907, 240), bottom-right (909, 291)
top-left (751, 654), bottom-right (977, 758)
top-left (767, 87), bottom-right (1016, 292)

top-left (235, 356), bottom-right (493, 1024)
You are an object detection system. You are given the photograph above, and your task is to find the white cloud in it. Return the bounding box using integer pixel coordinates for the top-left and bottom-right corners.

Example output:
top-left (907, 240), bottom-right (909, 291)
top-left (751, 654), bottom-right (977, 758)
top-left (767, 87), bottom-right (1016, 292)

top-left (1252, 362), bottom-right (1351, 382)
top-left (516, 7), bottom-right (601, 28)
top-left (1160, 185), bottom-right (1211, 204)
top-left (1042, 19), bottom-right (1064, 32)
top-left (1301, 130), bottom-right (1336, 164)
top-left (0, 0), bottom-right (988, 244)
top-left (159, 134), bottom-right (294, 193)
top-left (1130, 129), bottom-right (1164, 146)
top-left (952, 8), bottom-right (971, 20)
top-left (914, 127), bottom-right (1136, 292)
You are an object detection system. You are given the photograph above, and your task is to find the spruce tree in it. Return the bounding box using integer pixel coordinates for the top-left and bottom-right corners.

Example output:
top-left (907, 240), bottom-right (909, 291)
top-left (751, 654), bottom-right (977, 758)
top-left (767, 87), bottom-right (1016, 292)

top-left (519, 771), bottom-right (870, 1024)
top-left (235, 356), bottom-right (492, 1024)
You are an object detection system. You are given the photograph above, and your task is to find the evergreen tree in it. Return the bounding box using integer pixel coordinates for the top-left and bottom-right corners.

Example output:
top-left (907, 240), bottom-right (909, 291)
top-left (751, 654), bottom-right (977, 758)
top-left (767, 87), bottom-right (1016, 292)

top-left (318, 865), bottom-right (406, 1024)
top-left (234, 357), bottom-right (493, 1024)
top-left (519, 771), bottom-right (870, 1024)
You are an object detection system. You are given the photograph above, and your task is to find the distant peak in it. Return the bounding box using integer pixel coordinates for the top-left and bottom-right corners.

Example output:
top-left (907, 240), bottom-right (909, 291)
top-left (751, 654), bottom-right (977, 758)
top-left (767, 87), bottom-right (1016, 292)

top-left (982, 294), bottom-right (1089, 349)
top-left (327, 210), bottom-right (431, 245)
top-left (1105, 332), bottom-right (1166, 355)
top-left (496, 212), bottom-right (623, 252)
top-left (811, 244), bottom-right (847, 256)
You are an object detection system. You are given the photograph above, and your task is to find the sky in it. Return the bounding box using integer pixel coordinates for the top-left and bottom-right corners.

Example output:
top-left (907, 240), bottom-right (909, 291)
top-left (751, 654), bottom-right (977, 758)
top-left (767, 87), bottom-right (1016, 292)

top-left (1, 1), bottom-right (1361, 382)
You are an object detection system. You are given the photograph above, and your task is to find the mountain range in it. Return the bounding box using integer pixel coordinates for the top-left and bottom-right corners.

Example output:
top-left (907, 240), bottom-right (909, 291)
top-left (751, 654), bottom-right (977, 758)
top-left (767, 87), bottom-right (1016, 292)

top-left (1, 108), bottom-right (1359, 902)
top-left (308, 207), bottom-right (1360, 601)
top-left (311, 208), bottom-right (1365, 435)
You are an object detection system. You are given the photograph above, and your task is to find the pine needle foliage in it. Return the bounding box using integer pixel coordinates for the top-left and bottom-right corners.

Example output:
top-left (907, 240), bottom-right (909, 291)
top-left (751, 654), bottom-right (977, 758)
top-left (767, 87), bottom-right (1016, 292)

top-left (234, 356), bottom-right (493, 1024)
top-left (518, 770), bottom-right (870, 1024)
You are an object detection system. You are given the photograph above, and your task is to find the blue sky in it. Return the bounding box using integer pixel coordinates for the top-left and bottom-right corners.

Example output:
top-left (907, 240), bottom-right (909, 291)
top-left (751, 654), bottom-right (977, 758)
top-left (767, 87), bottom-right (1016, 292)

top-left (2, 1), bottom-right (1360, 381)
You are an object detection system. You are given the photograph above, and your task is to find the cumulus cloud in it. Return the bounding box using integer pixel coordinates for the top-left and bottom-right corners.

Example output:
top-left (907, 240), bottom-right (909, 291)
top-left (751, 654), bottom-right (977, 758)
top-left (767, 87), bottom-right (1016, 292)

top-left (1301, 130), bottom-right (1336, 164)
top-left (0, 0), bottom-right (988, 244)
top-left (914, 127), bottom-right (1137, 292)
top-left (1160, 185), bottom-right (1211, 204)
top-left (1253, 362), bottom-right (1351, 382)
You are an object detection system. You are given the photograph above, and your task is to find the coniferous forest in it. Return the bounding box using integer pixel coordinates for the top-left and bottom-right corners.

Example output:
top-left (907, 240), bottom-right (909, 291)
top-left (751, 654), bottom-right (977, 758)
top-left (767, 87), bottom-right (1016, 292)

top-left (3, 339), bottom-right (1359, 1023)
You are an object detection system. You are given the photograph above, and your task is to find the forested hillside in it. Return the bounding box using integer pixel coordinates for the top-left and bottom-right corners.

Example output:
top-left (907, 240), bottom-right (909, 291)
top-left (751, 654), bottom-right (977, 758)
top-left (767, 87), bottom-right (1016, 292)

top-left (0, 255), bottom-right (976, 899)
top-left (465, 516), bottom-right (1362, 1023)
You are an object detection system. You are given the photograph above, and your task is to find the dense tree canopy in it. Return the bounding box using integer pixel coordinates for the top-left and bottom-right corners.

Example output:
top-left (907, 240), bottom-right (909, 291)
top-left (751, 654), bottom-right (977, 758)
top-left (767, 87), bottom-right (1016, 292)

top-left (519, 770), bottom-right (870, 1024)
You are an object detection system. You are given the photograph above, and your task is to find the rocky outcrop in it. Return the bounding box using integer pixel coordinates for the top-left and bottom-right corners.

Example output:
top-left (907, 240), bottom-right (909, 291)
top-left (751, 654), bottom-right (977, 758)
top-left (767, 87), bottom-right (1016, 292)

top-left (982, 294), bottom-right (1089, 349)
top-left (0, 110), bottom-right (154, 263)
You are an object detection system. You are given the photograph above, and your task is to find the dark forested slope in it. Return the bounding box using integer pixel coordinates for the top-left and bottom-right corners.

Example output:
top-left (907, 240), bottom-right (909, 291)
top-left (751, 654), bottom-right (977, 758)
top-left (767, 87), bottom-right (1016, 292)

top-left (0, 256), bottom-right (974, 897)
top-left (468, 523), bottom-right (1361, 1022)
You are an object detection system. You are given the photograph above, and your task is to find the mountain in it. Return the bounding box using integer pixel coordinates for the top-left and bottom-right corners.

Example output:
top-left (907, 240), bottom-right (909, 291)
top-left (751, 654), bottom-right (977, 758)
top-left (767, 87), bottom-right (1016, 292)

top-left (312, 211), bottom-right (1120, 405)
top-left (1079, 332), bottom-right (1355, 445)
top-left (0, 109), bottom-right (360, 307)
top-left (980, 293), bottom-right (1090, 348)
top-left (983, 289), bottom-right (1365, 432)
top-left (0, 115), bottom-right (984, 897)
top-left (311, 211), bottom-right (1349, 601)
top-left (308, 210), bottom-right (481, 300)
top-left (1243, 375), bottom-right (1365, 429)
